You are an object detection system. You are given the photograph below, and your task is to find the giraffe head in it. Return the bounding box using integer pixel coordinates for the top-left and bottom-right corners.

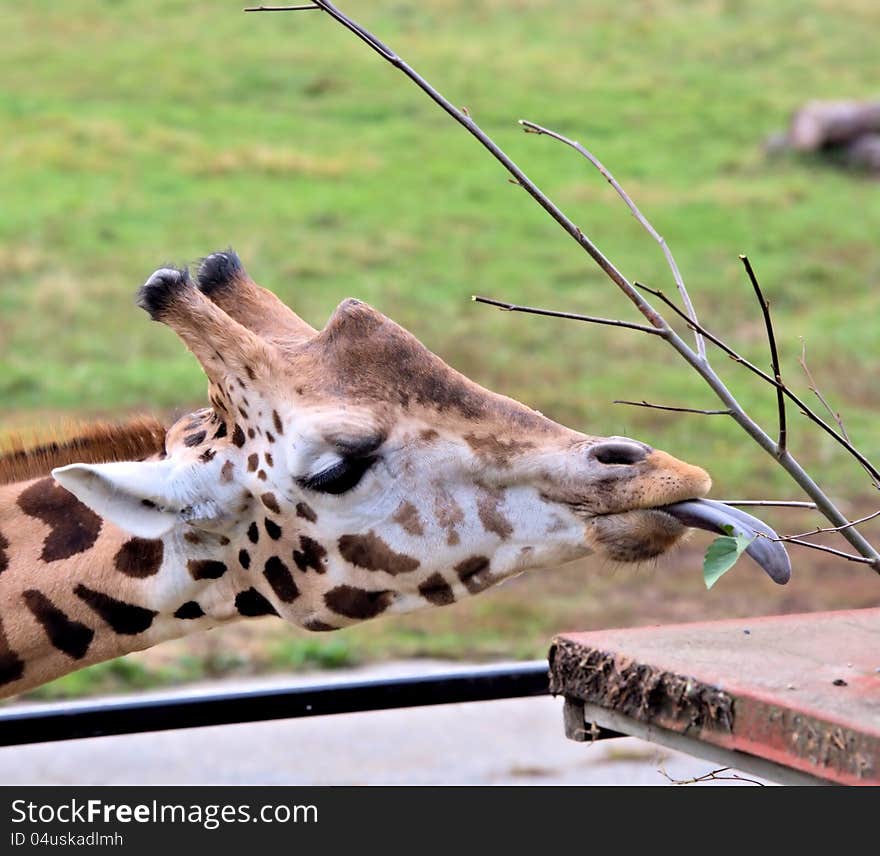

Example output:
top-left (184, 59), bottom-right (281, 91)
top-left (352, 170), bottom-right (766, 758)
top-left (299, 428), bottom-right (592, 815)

top-left (52, 251), bottom-right (716, 629)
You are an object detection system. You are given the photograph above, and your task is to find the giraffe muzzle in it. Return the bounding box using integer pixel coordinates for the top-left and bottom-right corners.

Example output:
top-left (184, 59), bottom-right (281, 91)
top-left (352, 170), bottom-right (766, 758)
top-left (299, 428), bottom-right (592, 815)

top-left (661, 499), bottom-right (792, 584)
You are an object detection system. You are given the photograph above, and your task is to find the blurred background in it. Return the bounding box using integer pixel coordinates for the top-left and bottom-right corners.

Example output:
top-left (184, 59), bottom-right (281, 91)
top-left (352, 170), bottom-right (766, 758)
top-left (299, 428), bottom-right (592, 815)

top-left (1, 0), bottom-right (878, 702)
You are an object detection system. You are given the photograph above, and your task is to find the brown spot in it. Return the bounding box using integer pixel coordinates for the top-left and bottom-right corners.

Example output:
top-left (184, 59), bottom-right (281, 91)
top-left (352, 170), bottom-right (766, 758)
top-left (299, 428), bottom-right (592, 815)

top-left (264, 452), bottom-right (274, 468)
top-left (248, 427), bottom-right (256, 440)
top-left (0, 616), bottom-right (25, 686)
top-left (74, 585), bottom-right (158, 635)
top-left (245, 365), bottom-right (256, 381)
top-left (22, 590), bottom-right (94, 659)
top-left (272, 410), bottom-right (284, 434)
top-left (433, 491), bottom-right (464, 547)
top-left (293, 536), bottom-right (327, 574)
top-left (265, 518), bottom-right (282, 540)
top-left (477, 488), bottom-right (514, 539)
top-left (264, 556), bottom-right (299, 602)
top-left (184, 431), bottom-right (207, 448)
top-left (114, 538), bottom-right (164, 578)
top-left (238, 407), bottom-right (249, 421)
top-left (392, 500), bottom-right (424, 537)
top-left (187, 559), bottom-right (228, 580)
top-left (455, 555), bottom-right (493, 594)
top-left (220, 460), bottom-right (235, 482)
top-left (232, 424), bottom-right (246, 447)
top-left (464, 433), bottom-right (534, 464)
top-left (235, 587), bottom-right (278, 617)
top-left (184, 531), bottom-right (202, 545)
top-left (213, 422), bottom-right (228, 440)
top-left (18, 478), bottom-right (102, 562)
top-left (247, 453), bottom-right (259, 472)
top-left (419, 573), bottom-right (455, 606)
top-left (266, 430), bottom-right (275, 444)
top-left (0, 530), bottom-right (8, 575)
top-left (296, 502), bottom-right (317, 523)
top-left (338, 532), bottom-right (420, 575)
top-left (247, 521), bottom-right (260, 544)
top-left (304, 619), bottom-right (338, 632)
top-left (257, 469), bottom-right (268, 481)
top-left (324, 585), bottom-right (393, 619)
top-left (174, 601), bottom-right (204, 619)
top-left (419, 429), bottom-right (440, 443)
top-left (199, 448), bottom-right (216, 463)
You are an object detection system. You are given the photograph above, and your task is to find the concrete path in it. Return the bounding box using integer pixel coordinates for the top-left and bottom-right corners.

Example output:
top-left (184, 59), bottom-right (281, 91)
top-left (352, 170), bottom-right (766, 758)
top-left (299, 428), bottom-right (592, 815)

top-left (0, 662), bottom-right (768, 785)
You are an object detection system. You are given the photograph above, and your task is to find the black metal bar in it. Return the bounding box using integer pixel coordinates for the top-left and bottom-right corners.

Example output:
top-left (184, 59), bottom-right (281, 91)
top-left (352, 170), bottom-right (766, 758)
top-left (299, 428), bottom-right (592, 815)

top-left (0, 663), bottom-right (552, 747)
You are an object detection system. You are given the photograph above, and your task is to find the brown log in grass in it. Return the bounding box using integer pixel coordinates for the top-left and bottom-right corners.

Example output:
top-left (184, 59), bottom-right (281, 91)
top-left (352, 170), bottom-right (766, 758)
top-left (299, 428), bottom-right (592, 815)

top-left (788, 99), bottom-right (880, 151)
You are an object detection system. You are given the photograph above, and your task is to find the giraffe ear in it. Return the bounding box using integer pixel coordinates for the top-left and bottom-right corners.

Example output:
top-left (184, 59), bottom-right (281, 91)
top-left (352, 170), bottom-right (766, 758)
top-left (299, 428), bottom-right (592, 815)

top-left (52, 460), bottom-right (187, 539)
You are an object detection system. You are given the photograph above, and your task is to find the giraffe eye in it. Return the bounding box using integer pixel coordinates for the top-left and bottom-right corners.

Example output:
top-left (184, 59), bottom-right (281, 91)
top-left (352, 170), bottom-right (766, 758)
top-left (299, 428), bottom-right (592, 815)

top-left (298, 455), bottom-right (377, 495)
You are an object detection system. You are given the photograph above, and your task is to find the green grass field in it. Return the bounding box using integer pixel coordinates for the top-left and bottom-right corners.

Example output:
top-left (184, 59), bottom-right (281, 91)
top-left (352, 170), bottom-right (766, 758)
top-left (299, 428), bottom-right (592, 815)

top-left (2, 1), bottom-right (879, 698)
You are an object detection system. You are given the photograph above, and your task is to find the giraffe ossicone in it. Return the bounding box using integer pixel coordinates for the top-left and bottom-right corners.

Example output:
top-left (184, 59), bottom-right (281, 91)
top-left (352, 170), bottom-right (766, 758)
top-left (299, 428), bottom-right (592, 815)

top-left (0, 249), bottom-right (783, 697)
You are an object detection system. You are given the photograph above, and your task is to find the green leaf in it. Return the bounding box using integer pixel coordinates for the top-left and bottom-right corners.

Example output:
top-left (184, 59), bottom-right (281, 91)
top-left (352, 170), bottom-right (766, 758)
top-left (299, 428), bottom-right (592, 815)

top-left (703, 531), bottom-right (755, 590)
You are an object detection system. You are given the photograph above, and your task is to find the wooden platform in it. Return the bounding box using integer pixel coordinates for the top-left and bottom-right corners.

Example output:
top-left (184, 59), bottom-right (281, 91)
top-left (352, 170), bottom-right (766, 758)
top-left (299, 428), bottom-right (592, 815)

top-left (550, 608), bottom-right (880, 785)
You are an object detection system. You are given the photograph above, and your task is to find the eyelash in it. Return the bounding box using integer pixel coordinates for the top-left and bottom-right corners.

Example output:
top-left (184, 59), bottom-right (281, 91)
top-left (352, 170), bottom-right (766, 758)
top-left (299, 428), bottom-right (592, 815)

top-left (298, 456), bottom-right (377, 495)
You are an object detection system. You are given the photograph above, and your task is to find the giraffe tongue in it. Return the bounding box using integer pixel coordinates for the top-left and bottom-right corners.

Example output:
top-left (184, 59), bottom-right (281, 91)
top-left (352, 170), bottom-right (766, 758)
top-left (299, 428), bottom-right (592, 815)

top-left (661, 499), bottom-right (792, 585)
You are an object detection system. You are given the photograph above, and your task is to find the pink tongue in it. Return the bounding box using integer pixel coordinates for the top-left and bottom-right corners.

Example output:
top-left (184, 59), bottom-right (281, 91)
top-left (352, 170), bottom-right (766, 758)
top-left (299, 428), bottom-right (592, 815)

top-left (662, 499), bottom-right (791, 585)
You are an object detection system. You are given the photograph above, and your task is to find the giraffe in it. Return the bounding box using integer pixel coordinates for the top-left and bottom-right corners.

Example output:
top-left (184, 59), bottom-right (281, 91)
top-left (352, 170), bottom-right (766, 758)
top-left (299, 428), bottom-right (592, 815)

top-left (0, 250), bottom-right (789, 698)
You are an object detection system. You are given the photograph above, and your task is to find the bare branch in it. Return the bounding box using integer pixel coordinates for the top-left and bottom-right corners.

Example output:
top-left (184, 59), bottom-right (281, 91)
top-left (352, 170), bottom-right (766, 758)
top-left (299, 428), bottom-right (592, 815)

top-left (758, 533), bottom-right (876, 564)
top-left (782, 509), bottom-right (880, 541)
top-left (660, 766), bottom-right (765, 786)
top-left (717, 500), bottom-right (817, 509)
top-left (519, 119), bottom-right (706, 360)
top-left (740, 255), bottom-right (786, 456)
top-left (472, 296), bottom-right (663, 335)
top-left (244, 4), bottom-right (321, 10)
top-left (613, 400), bottom-right (732, 416)
top-left (798, 340), bottom-right (850, 441)
top-left (635, 282), bottom-right (880, 487)
top-left (798, 341), bottom-right (880, 489)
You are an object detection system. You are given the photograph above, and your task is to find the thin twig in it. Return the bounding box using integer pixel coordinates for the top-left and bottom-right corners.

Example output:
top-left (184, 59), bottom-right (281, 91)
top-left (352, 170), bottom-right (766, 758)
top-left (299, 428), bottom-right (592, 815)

top-left (661, 766), bottom-right (765, 786)
top-left (249, 1), bottom-right (880, 572)
top-left (798, 340), bottom-right (850, 442)
top-left (717, 500), bottom-right (817, 509)
top-left (519, 120), bottom-right (706, 361)
top-left (798, 341), bottom-right (879, 489)
top-left (244, 4), bottom-right (321, 10)
top-left (635, 282), bottom-right (880, 486)
top-left (782, 509), bottom-right (880, 541)
top-left (757, 533), bottom-right (876, 564)
top-left (613, 400), bottom-right (732, 416)
top-left (741, 255), bottom-right (786, 456)
top-left (472, 296), bottom-right (662, 335)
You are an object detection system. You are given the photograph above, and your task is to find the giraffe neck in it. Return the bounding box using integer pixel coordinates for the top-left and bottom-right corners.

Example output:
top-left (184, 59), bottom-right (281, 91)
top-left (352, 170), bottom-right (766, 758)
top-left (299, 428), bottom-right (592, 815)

top-left (0, 475), bottom-right (243, 698)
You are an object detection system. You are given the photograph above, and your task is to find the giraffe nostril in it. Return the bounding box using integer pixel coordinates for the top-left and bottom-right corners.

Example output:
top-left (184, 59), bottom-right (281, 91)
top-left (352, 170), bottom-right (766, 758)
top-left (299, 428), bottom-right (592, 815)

top-left (590, 440), bottom-right (650, 466)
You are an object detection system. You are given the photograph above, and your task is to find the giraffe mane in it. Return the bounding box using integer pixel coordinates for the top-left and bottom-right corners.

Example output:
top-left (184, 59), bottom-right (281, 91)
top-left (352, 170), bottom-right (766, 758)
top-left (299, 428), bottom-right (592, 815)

top-left (0, 416), bottom-right (167, 485)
